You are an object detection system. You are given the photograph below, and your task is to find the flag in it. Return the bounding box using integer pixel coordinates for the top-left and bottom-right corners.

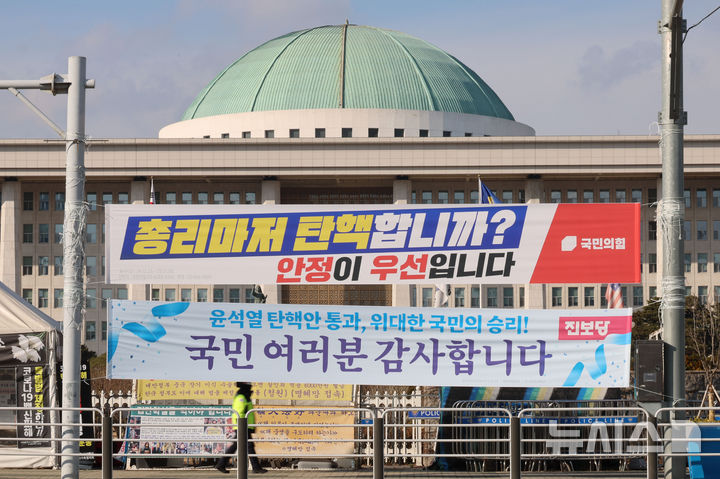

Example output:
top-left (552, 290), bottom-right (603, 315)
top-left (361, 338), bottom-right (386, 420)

top-left (149, 177), bottom-right (155, 205)
top-left (479, 179), bottom-right (500, 204)
top-left (605, 283), bottom-right (623, 308)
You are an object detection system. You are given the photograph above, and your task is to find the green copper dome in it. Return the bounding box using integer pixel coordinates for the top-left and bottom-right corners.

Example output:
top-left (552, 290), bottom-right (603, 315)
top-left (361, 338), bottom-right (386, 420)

top-left (182, 24), bottom-right (515, 121)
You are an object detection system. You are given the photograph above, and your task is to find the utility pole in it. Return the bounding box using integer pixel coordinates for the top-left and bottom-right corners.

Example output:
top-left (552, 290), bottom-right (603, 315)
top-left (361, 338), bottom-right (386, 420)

top-left (659, 1), bottom-right (686, 478)
top-left (0, 56), bottom-right (93, 479)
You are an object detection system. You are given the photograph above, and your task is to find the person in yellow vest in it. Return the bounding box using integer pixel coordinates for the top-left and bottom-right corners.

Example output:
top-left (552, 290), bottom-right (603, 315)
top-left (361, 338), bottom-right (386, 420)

top-left (216, 382), bottom-right (267, 474)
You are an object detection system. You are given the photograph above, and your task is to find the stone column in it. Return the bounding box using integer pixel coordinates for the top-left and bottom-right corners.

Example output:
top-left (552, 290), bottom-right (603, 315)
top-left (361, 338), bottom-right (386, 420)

top-left (0, 180), bottom-right (21, 292)
top-left (261, 179), bottom-right (281, 304)
top-left (392, 178), bottom-right (412, 307)
top-left (128, 178), bottom-right (148, 300)
top-left (524, 177), bottom-right (546, 308)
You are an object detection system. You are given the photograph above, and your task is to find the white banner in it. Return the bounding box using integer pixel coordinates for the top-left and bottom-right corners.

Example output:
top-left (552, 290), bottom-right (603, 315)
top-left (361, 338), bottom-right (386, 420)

top-left (105, 203), bottom-right (640, 285)
top-left (107, 301), bottom-right (632, 388)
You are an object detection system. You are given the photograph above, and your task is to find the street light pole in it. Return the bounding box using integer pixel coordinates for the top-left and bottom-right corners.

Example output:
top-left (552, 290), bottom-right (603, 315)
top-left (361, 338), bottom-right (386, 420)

top-left (659, 1), bottom-right (686, 478)
top-left (0, 56), bottom-right (93, 479)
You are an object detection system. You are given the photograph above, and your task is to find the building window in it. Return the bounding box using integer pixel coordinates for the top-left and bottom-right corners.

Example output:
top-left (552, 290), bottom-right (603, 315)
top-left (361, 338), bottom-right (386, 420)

top-left (55, 192), bottom-right (65, 210)
top-left (419, 129), bottom-right (428, 137)
top-left (583, 190), bottom-right (594, 203)
top-left (213, 192), bottom-right (224, 204)
top-left (568, 287), bottom-right (578, 306)
top-left (36, 289), bottom-right (48, 308)
top-left (102, 192), bottom-right (113, 205)
top-left (503, 287), bottom-right (514, 308)
top-left (465, 132), bottom-right (472, 137)
top-left (228, 192), bottom-right (240, 204)
top-left (454, 288), bottom-right (465, 307)
top-left (38, 224), bottom-right (49, 243)
top-left (246, 192), bottom-right (256, 204)
top-left (264, 130), bottom-right (274, 138)
top-left (713, 189), bottom-right (720, 207)
top-left (697, 220), bottom-right (708, 240)
top-left (683, 221), bottom-right (691, 240)
top-left (454, 191), bottom-right (465, 203)
top-left (368, 128), bottom-right (378, 137)
top-left (716, 286), bottom-right (720, 303)
top-left (241, 131), bottom-right (250, 138)
top-left (221, 133), bottom-right (230, 139)
top-left (86, 224), bottom-right (97, 243)
top-left (648, 188), bottom-right (657, 203)
top-left (394, 128), bottom-right (404, 138)
top-left (471, 286), bottom-right (480, 307)
top-left (550, 190), bottom-right (561, 203)
top-left (101, 288), bottom-right (112, 309)
top-left (86, 288), bottom-right (97, 309)
top-left (22, 256), bottom-right (33, 275)
top-left (87, 193), bottom-right (97, 211)
top-left (245, 288), bottom-right (255, 303)
top-left (341, 128), bottom-right (352, 138)
top-left (698, 253), bottom-right (708, 272)
top-left (649, 286), bottom-right (658, 299)
top-left (486, 287), bottom-right (498, 307)
top-left (442, 130), bottom-right (451, 137)
top-left (165, 192), bottom-right (176, 204)
top-left (213, 288), bottom-right (224, 302)
top-left (180, 192), bottom-right (192, 204)
top-left (470, 190), bottom-right (479, 203)
top-left (566, 190), bottom-right (578, 203)
top-left (315, 128), bottom-right (325, 138)
top-left (198, 192), bottom-right (208, 204)
top-left (421, 191), bottom-right (432, 204)
top-left (23, 224), bottom-right (33, 243)
top-left (502, 191), bottom-right (513, 204)
top-left (551, 287), bottom-right (562, 307)
top-left (685, 286), bottom-right (692, 297)
top-left (633, 286), bottom-right (644, 306)
top-left (85, 321), bottom-right (96, 340)
top-left (697, 189), bottom-right (707, 207)
top-left (151, 288), bottom-right (160, 301)
top-left (22, 289), bottom-right (33, 305)
top-left (698, 286), bottom-right (708, 305)
top-left (54, 289), bottom-right (63, 308)
top-left (118, 288), bottom-right (128, 300)
top-left (437, 191), bottom-right (449, 204)
top-left (102, 321), bottom-right (107, 341)
top-left (181, 288), bottom-right (192, 302)
top-left (714, 253), bottom-right (720, 273)
top-left (197, 288), bottom-right (208, 302)
top-left (714, 221), bottom-right (720, 241)
top-left (38, 192), bottom-right (49, 210)
top-left (518, 190), bottom-right (526, 203)
top-left (615, 190), bottom-right (626, 203)
top-left (23, 192), bottom-right (33, 210)
top-left (54, 256), bottom-right (63, 275)
top-left (54, 224), bottom-right (63, 243)
top-left (519, 287), bottom-right (525, 307)
top-left (649, 253), bottom-right (657, 273)
top-left (38, 256), bottom-right (49, 275)
top-left (421, 288), bottom-right (433, 307)
top-left (118, 192), bottom-right (129, 204)
top-left (684, 189), bottom-right (691, 208)
top-left (649, 221), bottom-right (657, 241)
top-left (584, 287), bottom-right (595, 306)
top-left (599, 190), bottom-right (610, 203)
top-left (631, 189), bottom-right (642, 203)
top-left (684, 253), bottom-right (691, 273)
top-left (86, 256), bottom-right (97, 276)
top-left (289, 129), bottom-right (300, 138)
top-left (165, 289), bottom-right (176, 302)
top-left (229, 288), bottom-right (241, 303)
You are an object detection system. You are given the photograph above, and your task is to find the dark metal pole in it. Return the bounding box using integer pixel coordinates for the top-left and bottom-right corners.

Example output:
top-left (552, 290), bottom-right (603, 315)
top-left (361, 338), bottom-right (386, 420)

top-left (510, 416), bottom-right (521, 479)
top-left (647, 415), bottom-right (658, 479)
top-left (237, 417), bottom-right (248, 479)
top-left (373, 416), bottom-right (384, 479)
top-left (102, 414), bottom-right (112, 479)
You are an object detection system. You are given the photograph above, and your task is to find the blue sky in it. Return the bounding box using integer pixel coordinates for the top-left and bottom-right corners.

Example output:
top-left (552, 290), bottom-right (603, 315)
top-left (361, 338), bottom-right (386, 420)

top-left (1, 0), bottom-right (718, 138)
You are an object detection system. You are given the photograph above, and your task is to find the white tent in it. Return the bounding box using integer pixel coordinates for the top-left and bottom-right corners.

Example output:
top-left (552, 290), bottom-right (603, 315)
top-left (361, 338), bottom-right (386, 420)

top-left (0, 281), bottom-right (62, 468)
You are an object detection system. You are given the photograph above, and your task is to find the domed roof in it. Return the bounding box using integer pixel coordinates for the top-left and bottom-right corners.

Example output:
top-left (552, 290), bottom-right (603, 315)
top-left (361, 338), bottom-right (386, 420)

top-left (182, 24), bottom-right (515, 121)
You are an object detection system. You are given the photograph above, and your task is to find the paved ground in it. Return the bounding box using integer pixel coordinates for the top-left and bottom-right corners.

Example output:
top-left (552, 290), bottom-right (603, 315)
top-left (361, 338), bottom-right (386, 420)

top-left (0, 468), bottom-right (649, 479)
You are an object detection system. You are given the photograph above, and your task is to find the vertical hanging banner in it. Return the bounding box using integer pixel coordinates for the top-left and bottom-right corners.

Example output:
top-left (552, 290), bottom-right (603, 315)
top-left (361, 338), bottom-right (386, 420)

top-left (107, 301), bottom-right (632, 388)
top-left (105, 203), bottom-right (640, 285)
